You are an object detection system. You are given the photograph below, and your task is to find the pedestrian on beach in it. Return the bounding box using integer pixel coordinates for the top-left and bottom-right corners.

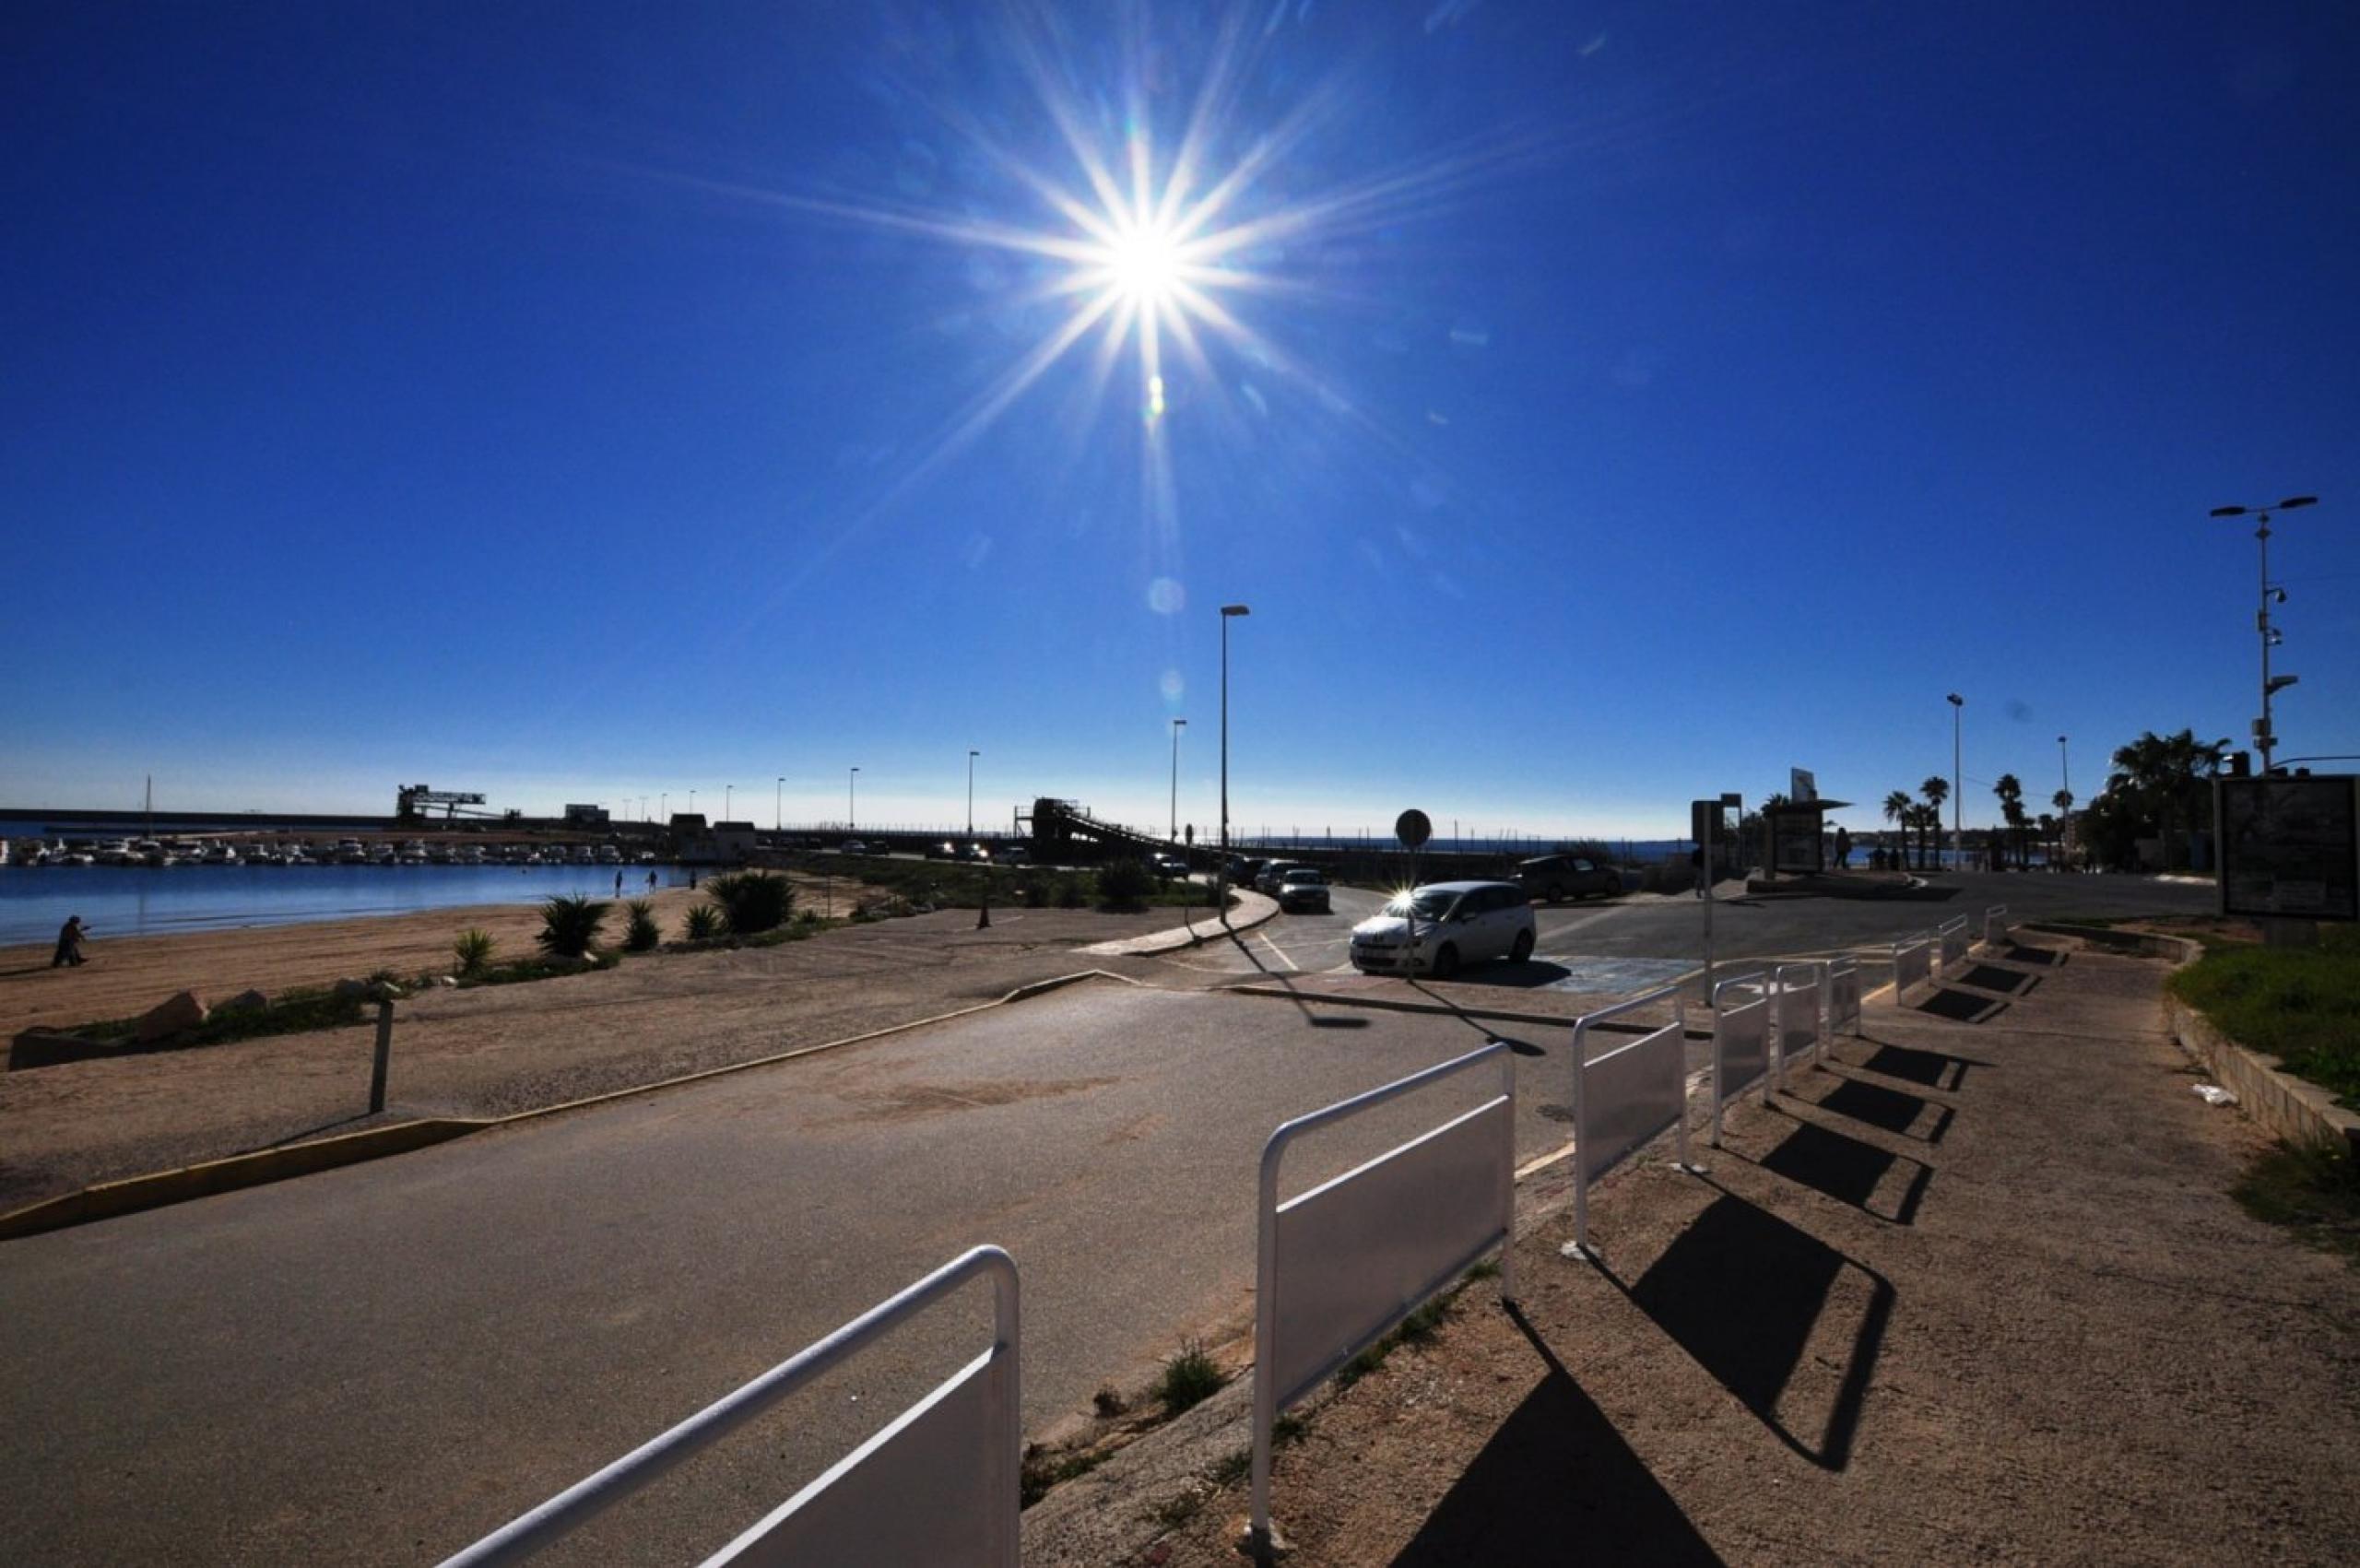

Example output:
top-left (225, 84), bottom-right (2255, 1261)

top-left (1834, 826), bottom-right (1851, 869)
top-left (645, 869), bottom-right (657, 893)
top-left (52, 914), bottom-right (88, 968)
top-left (614, 870), bottom-right (624, 898)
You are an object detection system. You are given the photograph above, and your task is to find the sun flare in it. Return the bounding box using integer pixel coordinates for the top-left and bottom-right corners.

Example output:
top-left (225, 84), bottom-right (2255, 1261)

top-left (1097, 217), bottom-right (1186, 308)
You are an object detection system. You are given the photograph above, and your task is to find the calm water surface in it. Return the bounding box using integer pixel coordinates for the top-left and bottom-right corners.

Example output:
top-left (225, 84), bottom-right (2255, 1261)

top-left (0, 864), bottom-right (691, 947)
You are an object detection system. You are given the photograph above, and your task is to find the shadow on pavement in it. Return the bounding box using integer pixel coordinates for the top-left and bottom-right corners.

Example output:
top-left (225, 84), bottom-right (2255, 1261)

top-left (1809, 1077), bottom-right (1954, 1144)
top-left (1752, 1118), bottom-right (1932, 1225)
top-left (2001, 942), bottom-right (2067, 968)
top-left (1223, 932), bottom-right (1369, 1029)
top-left (1957, 963), bottom-right (2036, 996)
top-left (1853, 1038), bottom-right (1982, 1092)
top-left (1913, 986), bottom-right (2009, 1025)
top-left (1610, 1190), bottom-right (1894, 1470)
top-left (1388, 1303), bottom-right (1724, 1567)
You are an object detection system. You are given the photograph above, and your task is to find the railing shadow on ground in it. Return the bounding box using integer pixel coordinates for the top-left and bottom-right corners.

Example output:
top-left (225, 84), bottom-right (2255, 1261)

top-left (1387, 1303), bottom-right (1725, 1567)
top-left (1802, 1074), bottom-right (1956, 1146)
top-left (1957, 963), bottom-right (2037, 996)
top-left (1747, 1116), bottom-right (1933, 1226)
top-left (2000, 942), bottom-right (2067, 968)
top-left (1913, 986), bottom-right (2010, 1025)
top-left (1849, 1037), bottom-right (1985, 1092)
top-left (1601, 1185), bottom-right (1895, 1471)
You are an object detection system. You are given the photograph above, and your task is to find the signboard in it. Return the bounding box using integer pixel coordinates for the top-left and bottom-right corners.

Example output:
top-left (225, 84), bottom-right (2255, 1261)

top-left (1690, 799), bottom-right (1721, 847)
top-left (1773, 820), bottom-right (1822, 873)
top-left (1789, 768), bottom-right (1817, 803)
top-left (1395, 808), bottom-right (1432, 850)
top-left (2216, 776), bottom-right (2359, 922)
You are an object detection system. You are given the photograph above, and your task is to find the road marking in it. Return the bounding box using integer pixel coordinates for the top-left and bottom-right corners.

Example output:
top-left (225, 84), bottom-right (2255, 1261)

top-left (1259, 932), bottom-right (1300, 971)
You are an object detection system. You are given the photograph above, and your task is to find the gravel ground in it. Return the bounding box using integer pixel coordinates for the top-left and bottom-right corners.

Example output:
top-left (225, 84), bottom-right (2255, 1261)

top-left (1030, 940), bottom-right (2360, 1567)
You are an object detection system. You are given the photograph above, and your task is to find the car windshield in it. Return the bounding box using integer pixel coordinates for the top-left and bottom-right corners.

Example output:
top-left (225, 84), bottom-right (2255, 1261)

top-left (1383, 890), bottom-right (1457, 919)
top-left (1283, 870), bottom-right (1324, 886)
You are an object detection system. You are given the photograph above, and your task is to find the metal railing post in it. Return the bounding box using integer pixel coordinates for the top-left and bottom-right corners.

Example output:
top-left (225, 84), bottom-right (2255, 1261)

top-left (369, 999), bottom-right (394, 1114)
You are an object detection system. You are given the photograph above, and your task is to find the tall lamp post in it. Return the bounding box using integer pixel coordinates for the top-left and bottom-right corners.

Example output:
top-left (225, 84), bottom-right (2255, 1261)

top-left (848, 767), bottom-right (859, 834)
top-left (725, 784), bottom-right (733, 820)
top-left (966, 749), bottom-right (979, 840)
top-left (2209, 496), bottom-right (2317, 772)
top-left (2057, 736), bottom-right (2070, 801)
top-left (774, 777), bottom-right (784, 834)
top-left (1946, 693), bottom-right (1964, 870)
top-left (1220, 605), bottom-right (1251, 890)
top-left (1169, 718), bottom-right (1187, 842)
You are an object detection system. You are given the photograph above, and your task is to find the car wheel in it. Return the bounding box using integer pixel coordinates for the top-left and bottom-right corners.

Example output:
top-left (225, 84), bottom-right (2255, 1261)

top-left (1604, 876), bottom-right (1622, 896)
top-left (1510, 928), bottom-right (1534, 963)
top-left (1430, 943), bottom-right (1460, 980)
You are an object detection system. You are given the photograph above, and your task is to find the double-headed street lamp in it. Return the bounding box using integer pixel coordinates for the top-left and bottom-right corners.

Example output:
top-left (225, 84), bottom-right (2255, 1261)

top-left (1169, 718), bottom-right (1187, 842)
top-left (1220, 605), bottom-right (1250, 879)
top-left (2209, 495), bottom-right (2318, 772)
top-left (967, 749), bottom-right (980, 840)
top-left (1946, 693), bottom-right (1964, 869)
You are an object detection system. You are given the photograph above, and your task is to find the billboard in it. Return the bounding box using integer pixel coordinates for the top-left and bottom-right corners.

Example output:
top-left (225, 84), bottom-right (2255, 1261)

top-left (2215, 776), bottom-right (2359, 923)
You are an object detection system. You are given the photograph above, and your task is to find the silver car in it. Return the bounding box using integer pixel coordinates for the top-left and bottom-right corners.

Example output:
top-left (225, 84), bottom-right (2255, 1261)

top-left (1349, 880), bottom-right (1536, 979)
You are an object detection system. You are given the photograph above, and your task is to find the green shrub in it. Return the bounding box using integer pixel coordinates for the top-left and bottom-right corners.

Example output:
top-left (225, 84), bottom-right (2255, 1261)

top-left (537, 895), bottom-right (609, 959)
top-left (1056, 878), bottom-right (1086, 909)
top-left (1023, 880), bottom-right (1050, 909)
top-left (683, 902), bottom-right (725, 941)
top-left (705, 870), bottom-right (796, 934)
top-left (1151, 1340), bottom-right (1224, 1414)
top-left (2169, 927), bottom-right (2360, 1106)
top-left (1095, 858), bottom-right (1156, 910)
top-left (622, 898), bottom-right (660, 952)
top-left (453, 927), bottom-right (496, 975)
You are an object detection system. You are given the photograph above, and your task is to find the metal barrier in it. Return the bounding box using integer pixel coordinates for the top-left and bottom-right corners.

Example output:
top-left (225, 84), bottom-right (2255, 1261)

top-left (1771, 962), bottom-right (1823, 1091)
top-left (1827, 955), bottom-right (1862, 1036)
top-left (1564, 984), bottom-right (1695, 1260)
top-left (1251, 1043), bottom-right (1516, 1557)
top-left (1709, 973), bottom-right (1771, 1146)
top-left (1937, 915), bottom-right (1970, 973)
top-left (441, 1246), bottom-right (1021, 1568)
top-left (1893, 933), bottom-right (1933, 998)
top-left (1983, 903), bottom-right (2009, 950)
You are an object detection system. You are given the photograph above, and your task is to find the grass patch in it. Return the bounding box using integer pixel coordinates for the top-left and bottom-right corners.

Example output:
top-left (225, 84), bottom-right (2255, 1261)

top-left (1151, 1339), bottom-right (1225, 1414)
top-left (1021, 1444), bottom-right (1110, 1508)
top-left (2168, 925), bottom-right (2360, 1106)
top-left (2233, 1138), bottom-right (2360, 1266)
top-left (66, 984), bottom-right (376, 1049)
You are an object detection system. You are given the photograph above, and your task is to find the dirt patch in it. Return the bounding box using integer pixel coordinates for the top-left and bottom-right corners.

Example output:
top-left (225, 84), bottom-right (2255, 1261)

top-left (820, 1075), bottom-right (1120, 1126)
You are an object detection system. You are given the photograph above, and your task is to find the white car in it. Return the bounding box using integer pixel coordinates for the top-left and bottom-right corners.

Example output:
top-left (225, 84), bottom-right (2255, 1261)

top-left (1349, 880), bottom-right (1535, 979)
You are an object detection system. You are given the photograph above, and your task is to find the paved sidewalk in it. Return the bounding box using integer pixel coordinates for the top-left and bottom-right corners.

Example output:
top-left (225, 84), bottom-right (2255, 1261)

top-left (1041, 934), bottom-right (2360, 1566)
top-left (1079, 890), bottom-right (1280, 956)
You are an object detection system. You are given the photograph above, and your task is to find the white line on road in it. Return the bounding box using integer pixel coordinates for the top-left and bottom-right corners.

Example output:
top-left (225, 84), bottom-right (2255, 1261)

top-left (1259, 932), bottom-right (1300, 971)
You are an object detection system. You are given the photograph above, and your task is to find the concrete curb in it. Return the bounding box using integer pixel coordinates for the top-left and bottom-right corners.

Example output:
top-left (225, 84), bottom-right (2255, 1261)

top-left (0, 968), bottom-right (1144, 1244)
top-left (2027, 921), bottom-right (2358, 1158)
top-left (1076, 890), bottom-right (1280, 957)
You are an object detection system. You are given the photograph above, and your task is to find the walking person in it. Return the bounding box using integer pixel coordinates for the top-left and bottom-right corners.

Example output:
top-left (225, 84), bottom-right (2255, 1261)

top-left (645, 869), bottom-right (658, 894)
top-left (52, 914), bottom-right (88, 968)
top-left (1834, 826), bottom-right (1852, 869)
top-left (614, 869), bottom-right (624, 899)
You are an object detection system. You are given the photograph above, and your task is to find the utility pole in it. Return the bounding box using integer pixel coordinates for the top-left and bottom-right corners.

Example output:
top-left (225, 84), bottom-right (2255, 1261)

top-left (2210, 496), bottom-right (2317, 772)
top-left (1219, 606), bottom-right (1250, 896)
top-left (967, 750), bottom-right (979, 840)
top-left (1169, 718), bottom-right (1186, 842)
top-left (1947, 693), bottom-right (1964, 870)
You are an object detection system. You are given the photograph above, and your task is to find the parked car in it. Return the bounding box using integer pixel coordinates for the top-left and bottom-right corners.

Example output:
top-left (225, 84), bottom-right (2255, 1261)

top-left (1276, 867), bottom-right (1332, 914)
top-left (998, 845), bottom-right (1030, 866)
top-left (1152, 853), bottom-right (1190, 878)
top-left (1516, 854), bottom-right (1622, 902)
top-left (1349, 880), bottom-right (1535, 979)
top-left (841, 840), bottom-right (867, 855)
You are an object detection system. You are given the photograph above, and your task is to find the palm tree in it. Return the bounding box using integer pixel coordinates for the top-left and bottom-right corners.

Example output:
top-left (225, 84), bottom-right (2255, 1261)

top-left (1882, 790), bottom-right (1912, 870)
top-left (1921, 776), bottom-right (1951, 868)
top-left (2036, 811), bottom-right (2058, 868)
top-left (1993, 773), bottom-right (2025, 869)
top-left (2108, 730), bottom-right (2227, 868)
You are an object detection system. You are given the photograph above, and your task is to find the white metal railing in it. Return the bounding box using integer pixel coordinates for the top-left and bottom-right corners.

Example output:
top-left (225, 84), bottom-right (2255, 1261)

top-left (1893, 933), bottom-right (1933, 998)
top-left (1828, 955), bottom-right (1862, 1036)
top-left (1251, 1043), bottom-right (1516, 1556)
top-left (1937, 915), bottom-right (1970, 973)
top-left (1564, 984), bottom-right (1696, 1260)
top-left (1982, 904), bottom-right (2009, 951)
top-left (1709, 973), bottom-right (1772, 1147)
top-left (1771, 962), bottom-right (1823, 1091)
top-left (440, 1247), bottom-right (1021, 1568)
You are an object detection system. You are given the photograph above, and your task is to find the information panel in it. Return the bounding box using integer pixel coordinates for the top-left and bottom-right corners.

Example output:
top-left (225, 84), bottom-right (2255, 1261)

top-left (2216, 776), bottom-right (2359, 923)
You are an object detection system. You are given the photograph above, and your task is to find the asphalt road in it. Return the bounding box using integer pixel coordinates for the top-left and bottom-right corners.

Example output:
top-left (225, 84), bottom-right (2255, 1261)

top-left (0, 984), bottom-right (1577, 1567)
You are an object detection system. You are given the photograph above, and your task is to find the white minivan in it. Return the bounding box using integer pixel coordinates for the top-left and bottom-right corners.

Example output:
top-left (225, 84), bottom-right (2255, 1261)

top-left (1349, 880), bottom-right (1536, 979)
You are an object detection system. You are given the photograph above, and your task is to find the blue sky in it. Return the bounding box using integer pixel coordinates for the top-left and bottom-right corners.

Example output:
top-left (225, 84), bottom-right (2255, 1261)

top-left (6, 2), bottom-right (2355, 840)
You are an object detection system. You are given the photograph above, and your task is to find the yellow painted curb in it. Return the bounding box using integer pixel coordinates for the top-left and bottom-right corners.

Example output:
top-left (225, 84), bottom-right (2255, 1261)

top-left (0, 969), bottom-right (1145, 1244)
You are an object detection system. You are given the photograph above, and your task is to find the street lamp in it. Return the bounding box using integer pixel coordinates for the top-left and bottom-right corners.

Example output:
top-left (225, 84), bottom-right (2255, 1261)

top-left (848, 767), bottom-right (859, 833)
top-left (966, 749), bottom-right (980, 840)
top-left (1220, 606), bottom-right (1251, 887)
top-left (2057, 736), bottom-right (2069, 801)
top-left (725, 784), bottom-right (733, 820)
top-left (1946, 693), bottom-right (1964, 871)
top-left (774, 777), bottom-right (784, 833)
top-left (1169, 718), bottom-right (1187, 842)
top-left (2210, 496), bottom-right (2318, 772)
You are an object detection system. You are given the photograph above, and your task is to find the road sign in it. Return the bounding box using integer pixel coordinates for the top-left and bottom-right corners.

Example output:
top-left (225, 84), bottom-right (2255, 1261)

top-left (1395, 809), bottom-right (1432, 850)
top-left (1790, 768), bottom-right (1817, 803)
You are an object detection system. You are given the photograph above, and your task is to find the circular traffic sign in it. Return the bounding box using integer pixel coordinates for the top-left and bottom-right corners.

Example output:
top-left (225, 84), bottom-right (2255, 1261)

top-left (1395, 808), bottom-right (1432, 850)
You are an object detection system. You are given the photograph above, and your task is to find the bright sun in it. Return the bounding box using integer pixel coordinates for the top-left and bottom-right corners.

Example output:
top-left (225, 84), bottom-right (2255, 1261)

top-left (1100, 218), bottom-right (1185, 307)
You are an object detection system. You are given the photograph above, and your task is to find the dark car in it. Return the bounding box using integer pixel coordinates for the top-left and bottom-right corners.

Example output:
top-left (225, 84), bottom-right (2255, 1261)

top-left (1516, 854), bottom-right (1622, 902)
top-left (1276, 867), bottom-right (1332, 914)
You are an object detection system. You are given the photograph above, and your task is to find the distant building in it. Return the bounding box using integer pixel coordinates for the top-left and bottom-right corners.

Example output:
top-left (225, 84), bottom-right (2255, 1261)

top-left (563, 803), bottom-right (609, 826)
top-left (711, 820), bottom-right (758, 861)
